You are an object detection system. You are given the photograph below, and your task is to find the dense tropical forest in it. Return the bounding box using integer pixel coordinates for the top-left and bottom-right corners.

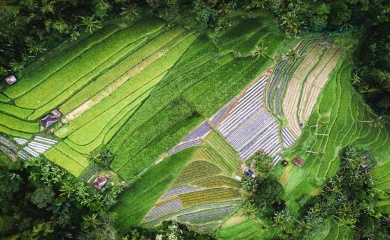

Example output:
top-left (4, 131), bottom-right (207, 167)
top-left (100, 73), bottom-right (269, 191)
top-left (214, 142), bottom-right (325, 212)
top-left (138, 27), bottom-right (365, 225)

top-left (1, 0), bottom-right (389, 111)
top-left (0, 0), bottom-right (389, 239)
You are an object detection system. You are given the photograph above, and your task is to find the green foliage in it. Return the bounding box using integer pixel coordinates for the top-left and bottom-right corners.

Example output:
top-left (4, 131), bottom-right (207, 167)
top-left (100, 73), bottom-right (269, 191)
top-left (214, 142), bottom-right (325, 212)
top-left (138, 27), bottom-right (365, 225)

top-left (30, 187), bottom-right (55, 209)
top-left (0, 102), bottom-right (33, 119)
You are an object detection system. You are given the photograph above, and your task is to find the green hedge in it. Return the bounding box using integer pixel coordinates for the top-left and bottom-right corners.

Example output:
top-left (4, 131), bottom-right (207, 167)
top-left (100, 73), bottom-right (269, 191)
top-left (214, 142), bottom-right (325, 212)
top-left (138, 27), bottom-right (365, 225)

top-left (116, 113), bottom-right (203, 180)
top-left (59, 26), bottom-right (186, 114)
top-left (0, 113), bottom-right (38, 133)
top-left (15, 20), bottom-right (164, 109)
top-left (0, 102), bottom-right (34, 119)
top-left (4, 26), bottom-right (118, 99)
top-left (110, 99), bottom-right (194, 172)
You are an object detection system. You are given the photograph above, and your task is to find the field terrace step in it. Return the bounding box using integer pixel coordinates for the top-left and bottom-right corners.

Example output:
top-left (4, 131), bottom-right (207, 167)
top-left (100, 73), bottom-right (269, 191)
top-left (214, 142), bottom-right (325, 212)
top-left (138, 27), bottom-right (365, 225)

top-left (161, 186), bottom-right (199, 200)
top-left (144, 199), bottom-right (183, 221)
top-left (182, 121), bottom-right (212, 142)
top-left (282, 127), bottom-right (296, 147)
top-left (17, 150), bottom-right (32, 160)
top-left (0, 146), bottom-right (18, 162)
top-left (227, 110), bottom-right (274, 150)
top-left (209, 98), bottom-right (236, 126)
top-left (23, 146), bottom-right (40, 157)
top-left (167, 139), bottom-right (202, 156)
top-left (0, 135), bottom-right (19, 152)
top-left (143, 200), bottom-right (240, 226)
top-left (13, 137), bottom-right (29, 145)
top-left (239, 122), bottom-right (280, 160)
top-left (273, 155), bottom-right (282, 165)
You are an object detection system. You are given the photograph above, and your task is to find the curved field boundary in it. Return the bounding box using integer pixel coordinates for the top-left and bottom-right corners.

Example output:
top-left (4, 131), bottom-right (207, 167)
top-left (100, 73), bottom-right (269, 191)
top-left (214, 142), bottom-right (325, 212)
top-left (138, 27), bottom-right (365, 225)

top-left (15, 21), bottom-right (164, 110)
top-left (56, 72), bottom-right (164, 139)
top-left (4, 25), bottom-right (119, 99)
top-left (27, 36), bottom-right (149, 120)
top-left (59, 26), bottom-right (186, 115)
top-left (0, 93), bottom-right (10, 103)
top-left (63, 28), bottom-right (193, 120)
top-left (0, 113), bottom-right (39, 133)
top-left (106, 54), bottom-right (234, 153)
top-left (0, 102), bottom-right (34, 119)
top-left (44, 145), bottom-right (88, 177)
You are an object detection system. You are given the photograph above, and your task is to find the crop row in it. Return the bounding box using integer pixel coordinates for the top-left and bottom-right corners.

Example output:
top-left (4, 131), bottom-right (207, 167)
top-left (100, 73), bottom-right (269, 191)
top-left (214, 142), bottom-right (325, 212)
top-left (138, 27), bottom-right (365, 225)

top-left (0, 93), bottom-right (10, 103)
top-left (143, 200), bottom-right (241, 227)
top-left (192, 175), bottom-right (240, 189)
top-left (183, 55), bottom-right (271, 117)
top-left (179, 188), bottom-right (240, 207)
top-left (0, 102), bottom-right (34, 119)
top-left (44, 147), bottom-right (86, 177)
top-left (4, 25), bottom-right (118, 99)
top-left (64, 101), bottom-right (140, 154)
top-left (117, 113), bottom-right (203, 180)
top-left (172, 160), bottom-right (222, 186)
top-left (113, 148), bottom-right (195, 229)
top-left (15, 20), bottom-right (164, 110)
top-left (0, 113), bottom-right (38, 133)
top-left (59, 26), bottom-right (185, 115)
top-left (65, 77), bottom-right (158, 144)
top-left (107, 52), bottom-right (234, 153)
top-left (27, 37), bottom-right (149, 121)
top-left (177, 204), bottom-right (236, 225)
top-left (111, 99), bottom-right (193, 171)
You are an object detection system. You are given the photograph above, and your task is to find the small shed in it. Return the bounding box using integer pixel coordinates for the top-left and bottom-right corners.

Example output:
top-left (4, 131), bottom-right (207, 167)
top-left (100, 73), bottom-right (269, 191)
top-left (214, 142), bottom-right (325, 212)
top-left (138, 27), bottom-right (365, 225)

top-left (51, 109), bottom-right (62, 118)
top-left (92, 177), bottom-right (108, 190)
top-left (40, 115), bottom-right (58, 128)
top-left (293, 157), bottom-right (304, 167)
top-left (5, 75), bottom-right (17, 85)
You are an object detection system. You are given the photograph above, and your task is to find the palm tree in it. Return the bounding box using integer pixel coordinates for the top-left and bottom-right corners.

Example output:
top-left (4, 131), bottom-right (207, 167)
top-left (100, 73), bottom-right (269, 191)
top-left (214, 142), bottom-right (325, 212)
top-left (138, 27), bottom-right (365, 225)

top-left (242, 202), bottom-right (257, 218)
top-left (82, 213), bottom-right (99, 229)
top-left (120, 3), bottom-right (140, 19)
top-left (283, 49), bottom-right (300, 62)
top-left (252, 0), bottom-right (267, 9)
top-left (351, 73), bottom-right (361, 85)
top-left (27, 41), bottom-right (46, 56)
top-left (252, 42), bottom-right (268, 59)
top-left (60, 181), bottom-right (75, 198)
top-left (80, 16), bottom-right (101, 33)
top-left (9, 59), bottom-right (24, 72)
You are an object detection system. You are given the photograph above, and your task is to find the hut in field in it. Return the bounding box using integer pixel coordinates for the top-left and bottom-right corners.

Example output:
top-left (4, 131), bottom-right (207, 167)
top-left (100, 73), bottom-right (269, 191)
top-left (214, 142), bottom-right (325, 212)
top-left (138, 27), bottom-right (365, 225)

top-left (51, 109), bottom-right (62, 118)
top-left (5, 75), bottom-right (17, 85)
top-left (40, 115), bottom-right (58, 128)
top-left (293, 157), bottom-right (304, 167)
top-left (92, 177), bottom-right (108, 190)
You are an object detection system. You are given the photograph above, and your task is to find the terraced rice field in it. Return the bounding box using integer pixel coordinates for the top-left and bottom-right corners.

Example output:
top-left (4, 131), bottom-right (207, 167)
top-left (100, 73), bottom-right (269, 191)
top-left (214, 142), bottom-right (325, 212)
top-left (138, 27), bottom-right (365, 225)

top-left (141, 146), bottom-right (242, 233)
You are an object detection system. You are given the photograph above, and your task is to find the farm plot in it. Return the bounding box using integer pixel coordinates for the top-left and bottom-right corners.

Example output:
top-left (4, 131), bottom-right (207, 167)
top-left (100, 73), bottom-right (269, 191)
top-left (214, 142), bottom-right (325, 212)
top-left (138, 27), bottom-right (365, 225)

top-left (3, 25), bottom-right (119, 99)
top-left (141, 144), bottom-right (241, 231)
top-left (112, 148), bottom-right (196, 231)
top-left (213, 75), bottom-right (282, 160)
top-left (14, 21), bottom-right (164, 110)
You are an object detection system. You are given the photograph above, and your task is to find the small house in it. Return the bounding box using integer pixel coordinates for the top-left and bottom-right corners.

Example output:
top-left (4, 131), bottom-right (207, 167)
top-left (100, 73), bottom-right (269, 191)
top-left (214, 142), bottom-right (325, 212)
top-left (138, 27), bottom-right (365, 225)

top-left (92, 177), bottom-right (108, 190)
top-left (293, 157), bottom-right (304, 167)
top-left (5, 75), bottom-right (17, 85)
top-left (40, 115), bottom-right (58, 128)
top-left (51, 109), bottom-right (62, 118)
